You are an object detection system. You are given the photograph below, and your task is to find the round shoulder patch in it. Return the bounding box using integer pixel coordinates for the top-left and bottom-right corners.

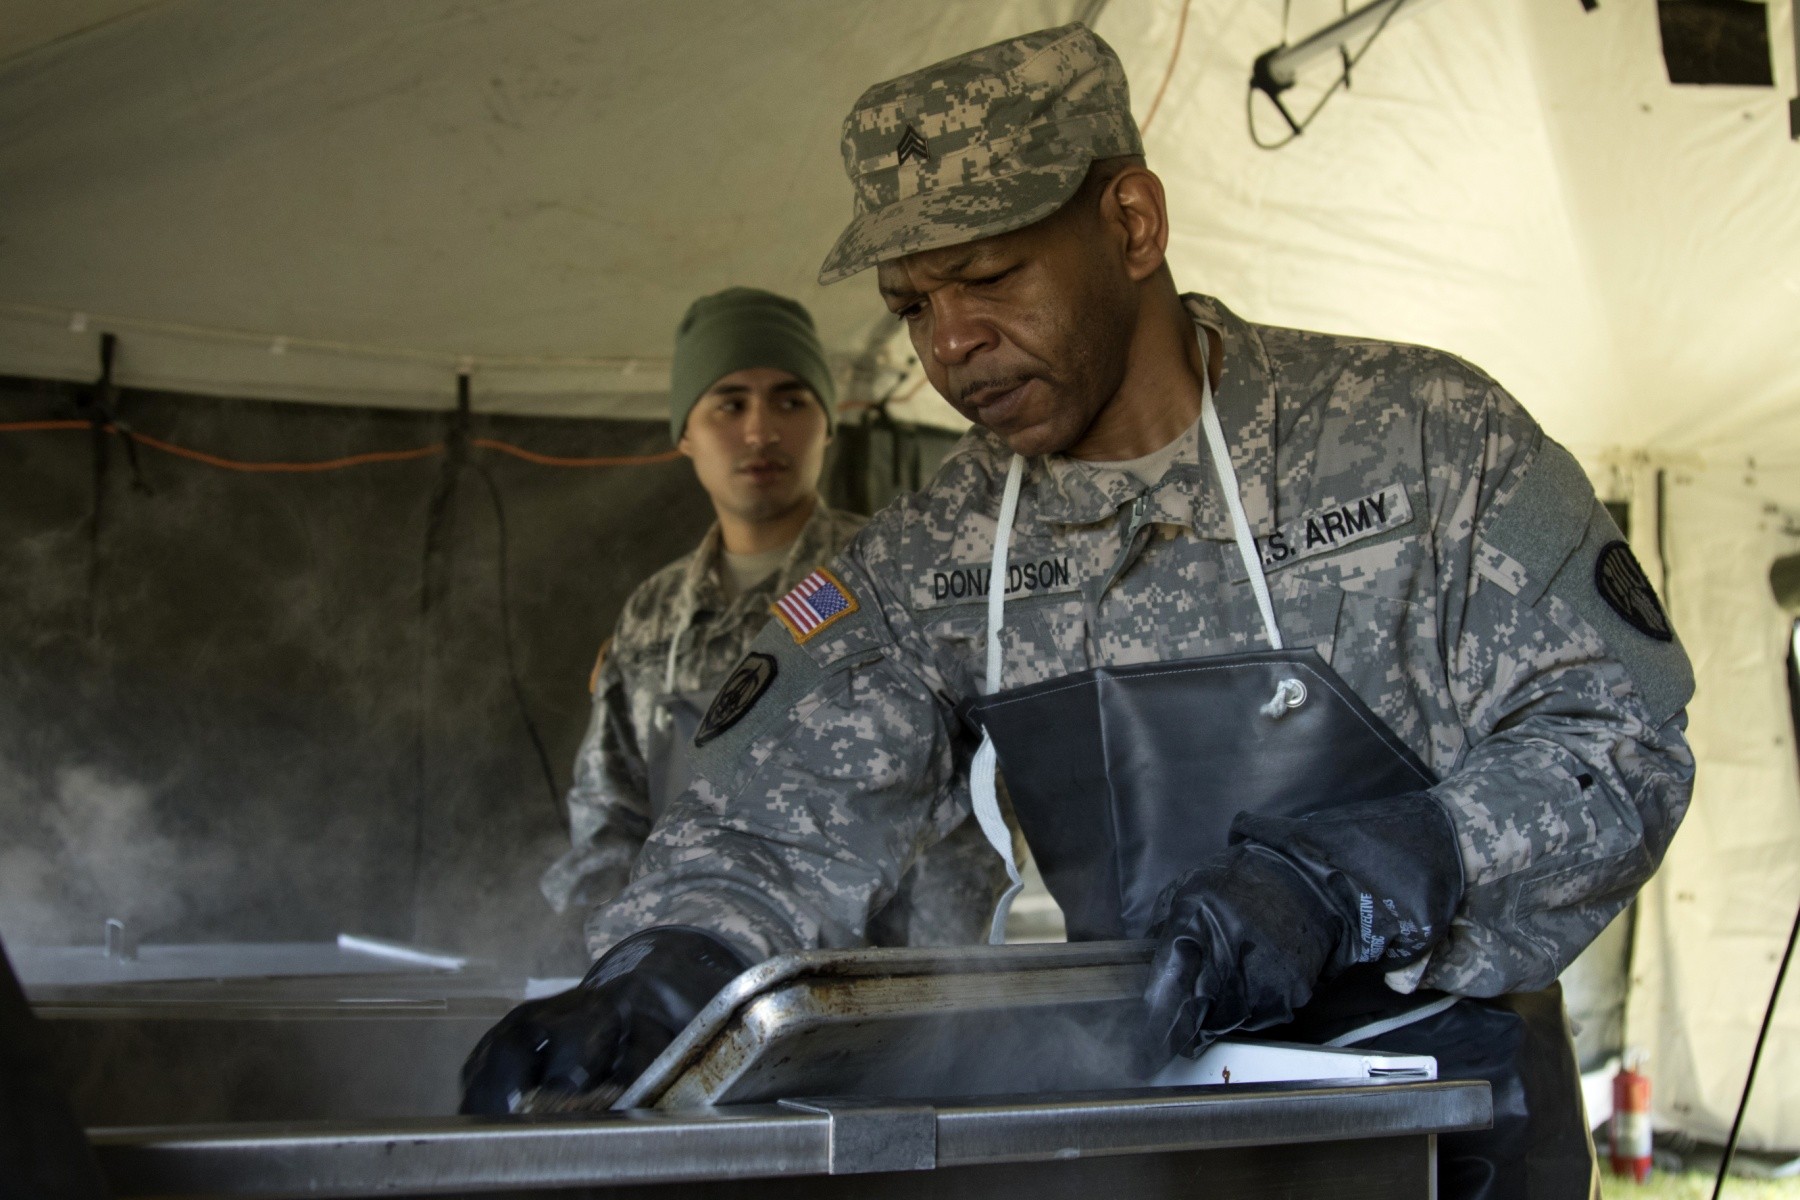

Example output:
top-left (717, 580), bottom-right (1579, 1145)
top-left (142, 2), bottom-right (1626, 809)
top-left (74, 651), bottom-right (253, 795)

top-left (694, 652), bottom-right (778, 747)
top-left (1594, 541), bottom-right (1672, 642)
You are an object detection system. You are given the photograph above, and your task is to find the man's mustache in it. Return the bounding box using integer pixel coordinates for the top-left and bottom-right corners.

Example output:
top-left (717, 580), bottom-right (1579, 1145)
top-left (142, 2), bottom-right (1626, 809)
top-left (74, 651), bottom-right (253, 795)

top-left (955, 373), bottom-right (1038, 405)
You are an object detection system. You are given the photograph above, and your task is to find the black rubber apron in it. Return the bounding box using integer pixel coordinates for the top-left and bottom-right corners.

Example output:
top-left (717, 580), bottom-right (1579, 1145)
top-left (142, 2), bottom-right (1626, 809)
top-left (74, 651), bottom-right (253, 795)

top-left (960, 377), bottom-right (1595, 1200)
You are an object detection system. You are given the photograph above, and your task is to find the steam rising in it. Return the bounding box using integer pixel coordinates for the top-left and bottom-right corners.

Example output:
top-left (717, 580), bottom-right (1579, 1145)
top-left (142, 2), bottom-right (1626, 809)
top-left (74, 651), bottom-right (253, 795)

top-left (0, 757), bottom-right (585, 978)
top-left (0, 765), bottom-right (220, 945)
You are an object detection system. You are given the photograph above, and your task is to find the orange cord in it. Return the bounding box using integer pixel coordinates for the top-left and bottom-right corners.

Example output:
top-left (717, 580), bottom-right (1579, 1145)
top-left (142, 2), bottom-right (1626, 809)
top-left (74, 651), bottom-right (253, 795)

top-left (468, 437), bottom-right (680, 468)
top-left (128, 431), bottom-right (446, 473)
top-left (0, 419), bottom-right (90, 433)
top-left (1140, 0), bottom-right (1194, 135)
top-left (0, 421), bottom-right (680, 472)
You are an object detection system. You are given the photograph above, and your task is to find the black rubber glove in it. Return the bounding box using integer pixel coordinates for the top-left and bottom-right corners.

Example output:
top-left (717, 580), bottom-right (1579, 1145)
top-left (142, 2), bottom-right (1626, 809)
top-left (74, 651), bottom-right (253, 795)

top-left (1143, 793), bottom-right (1463, 1059)
top-left (460, 926), bottom-right (748, 1115)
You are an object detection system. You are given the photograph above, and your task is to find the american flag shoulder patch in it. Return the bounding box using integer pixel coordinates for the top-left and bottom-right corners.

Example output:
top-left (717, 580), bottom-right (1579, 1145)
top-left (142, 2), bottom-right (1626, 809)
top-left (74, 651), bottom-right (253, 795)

top-left (772, 567), bottom-right (859, 644)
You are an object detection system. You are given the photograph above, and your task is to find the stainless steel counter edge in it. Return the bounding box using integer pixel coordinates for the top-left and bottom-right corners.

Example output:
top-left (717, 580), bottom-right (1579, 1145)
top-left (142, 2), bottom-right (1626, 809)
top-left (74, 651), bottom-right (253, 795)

top-left (932, 1079), bottom-right (1492, 1165)
top-left (90, 1079), bottom-right (1492, 1198)
top-left (92, 1109), bottom-right (825, 1198)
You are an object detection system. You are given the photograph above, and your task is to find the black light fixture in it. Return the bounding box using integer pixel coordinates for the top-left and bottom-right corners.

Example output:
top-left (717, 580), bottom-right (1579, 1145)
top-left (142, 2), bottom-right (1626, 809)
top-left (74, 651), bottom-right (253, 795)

top-left (1249, 0), bottom-right (1444, 138)
top-left (1657, 0), bottom-right (1774, 86)
top-left (1774, 553), bottom-right (1800, 614)
top-left (1791, 0), bottom-right (1800, 138)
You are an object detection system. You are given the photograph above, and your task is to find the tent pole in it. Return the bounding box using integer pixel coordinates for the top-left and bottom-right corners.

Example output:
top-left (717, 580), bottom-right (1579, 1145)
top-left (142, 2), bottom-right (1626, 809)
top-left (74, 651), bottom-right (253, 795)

top-left (1715, 574), bottom-right (1800, 1198)
top-left (1710, 757), bottom-right (1800, 1198)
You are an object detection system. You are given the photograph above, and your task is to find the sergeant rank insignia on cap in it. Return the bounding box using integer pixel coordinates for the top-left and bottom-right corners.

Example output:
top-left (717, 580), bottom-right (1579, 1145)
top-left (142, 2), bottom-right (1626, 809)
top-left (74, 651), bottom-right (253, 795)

top-left (773, 567), bottom-right (859, 643)
top-left (818, 23), bottom-right (1143, 284)
top-left (895, 125), bottom-right (929, 165)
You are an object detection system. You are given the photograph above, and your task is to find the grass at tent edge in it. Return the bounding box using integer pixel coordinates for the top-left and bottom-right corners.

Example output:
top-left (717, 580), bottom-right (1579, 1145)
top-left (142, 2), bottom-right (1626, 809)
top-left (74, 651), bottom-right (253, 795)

top-left (1602, 1172), bottom-right (1800, 1198)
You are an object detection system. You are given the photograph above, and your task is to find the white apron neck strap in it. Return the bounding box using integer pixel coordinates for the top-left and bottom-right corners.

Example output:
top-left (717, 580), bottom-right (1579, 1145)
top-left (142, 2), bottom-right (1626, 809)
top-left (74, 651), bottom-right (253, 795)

top-left (971, 453), bottom-right (1026, 944)
top-left (651, 612), bottom-right (695, 731)
top-left (984, 453), bottom-right (1026, 688)
top-left (1197, 368), bottom-right (1283, 652)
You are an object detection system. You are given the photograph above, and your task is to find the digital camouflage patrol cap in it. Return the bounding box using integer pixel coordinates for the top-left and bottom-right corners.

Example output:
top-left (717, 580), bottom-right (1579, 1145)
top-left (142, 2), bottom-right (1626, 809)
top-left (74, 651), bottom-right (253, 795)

top-left (818, 23), bottom-right (1143, 285)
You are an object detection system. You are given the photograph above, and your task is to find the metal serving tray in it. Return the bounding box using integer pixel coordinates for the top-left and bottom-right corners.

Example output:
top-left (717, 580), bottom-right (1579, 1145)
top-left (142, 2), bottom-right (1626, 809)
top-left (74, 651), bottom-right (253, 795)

top-left (618, 941), bottom-right (1159, 1109)
top-left (619, 941), bottom-right (1438, 1110)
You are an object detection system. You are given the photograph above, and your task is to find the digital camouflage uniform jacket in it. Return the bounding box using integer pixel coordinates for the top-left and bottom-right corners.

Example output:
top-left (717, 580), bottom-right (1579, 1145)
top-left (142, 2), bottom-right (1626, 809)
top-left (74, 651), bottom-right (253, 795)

top-left (588, 296), bottom-right (1696, 998)
top-left (541, 500), bottom-right (1005, 953)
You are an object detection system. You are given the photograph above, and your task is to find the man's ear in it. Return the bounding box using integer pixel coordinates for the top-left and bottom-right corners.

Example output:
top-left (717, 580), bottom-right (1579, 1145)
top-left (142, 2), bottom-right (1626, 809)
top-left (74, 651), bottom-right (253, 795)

top-left (1107, 167), bottom-right (1170, 284)
top-left (676, 428), bottom-right (694, 459)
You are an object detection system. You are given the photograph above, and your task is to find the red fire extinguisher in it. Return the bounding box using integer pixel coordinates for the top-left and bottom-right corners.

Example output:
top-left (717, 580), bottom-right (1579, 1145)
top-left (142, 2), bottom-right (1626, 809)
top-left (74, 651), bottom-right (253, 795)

top-left (1610, 1052), bottom-right (1653, 1181)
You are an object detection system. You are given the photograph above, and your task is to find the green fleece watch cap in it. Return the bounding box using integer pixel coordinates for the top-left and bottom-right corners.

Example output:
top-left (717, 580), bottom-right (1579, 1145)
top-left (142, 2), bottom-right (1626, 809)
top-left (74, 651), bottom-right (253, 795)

top-left (669, 287), bottom-right (837, 442)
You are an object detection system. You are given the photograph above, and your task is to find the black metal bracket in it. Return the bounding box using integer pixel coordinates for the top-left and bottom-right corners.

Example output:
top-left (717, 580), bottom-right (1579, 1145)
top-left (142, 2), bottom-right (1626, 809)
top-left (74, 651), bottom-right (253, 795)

top-left (1250, 46), bottom-right (1306, 137)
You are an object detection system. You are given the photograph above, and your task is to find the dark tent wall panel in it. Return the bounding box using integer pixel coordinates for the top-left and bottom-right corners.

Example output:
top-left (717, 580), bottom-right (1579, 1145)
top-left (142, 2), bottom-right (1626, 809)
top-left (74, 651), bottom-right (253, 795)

top-left (0, 379), bottom-right (719, 975)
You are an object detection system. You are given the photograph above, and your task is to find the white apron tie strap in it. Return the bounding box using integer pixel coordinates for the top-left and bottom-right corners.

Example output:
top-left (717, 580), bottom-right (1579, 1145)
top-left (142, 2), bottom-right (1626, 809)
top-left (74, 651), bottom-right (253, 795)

top-left (663, 614), bottom-right (689, 696)
top-left (654, 610), bottom-right (694, 730)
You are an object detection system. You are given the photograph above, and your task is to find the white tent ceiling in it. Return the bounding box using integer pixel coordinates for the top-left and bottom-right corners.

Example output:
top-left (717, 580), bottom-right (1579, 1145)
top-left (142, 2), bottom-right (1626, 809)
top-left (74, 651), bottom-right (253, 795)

top-left (0, 0), bottom-right (1093, 424)
top-left (4, 0), bottom-right (1800, 1147)
top-left (3, 0), bottom-right (1796, 448)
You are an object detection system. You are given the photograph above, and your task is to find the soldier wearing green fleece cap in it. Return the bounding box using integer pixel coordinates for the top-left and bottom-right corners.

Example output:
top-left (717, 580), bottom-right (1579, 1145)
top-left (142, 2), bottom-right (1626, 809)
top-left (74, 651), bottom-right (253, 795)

top-left (541, 286), bottom-right (1004, 954)
top-left (666, 287), bottom-right (838, 442)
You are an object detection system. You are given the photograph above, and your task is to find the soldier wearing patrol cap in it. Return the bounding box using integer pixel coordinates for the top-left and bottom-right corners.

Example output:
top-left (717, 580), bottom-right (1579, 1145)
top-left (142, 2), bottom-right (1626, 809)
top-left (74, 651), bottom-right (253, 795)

top-left (466, 26), bottom-right (1693, 1198)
